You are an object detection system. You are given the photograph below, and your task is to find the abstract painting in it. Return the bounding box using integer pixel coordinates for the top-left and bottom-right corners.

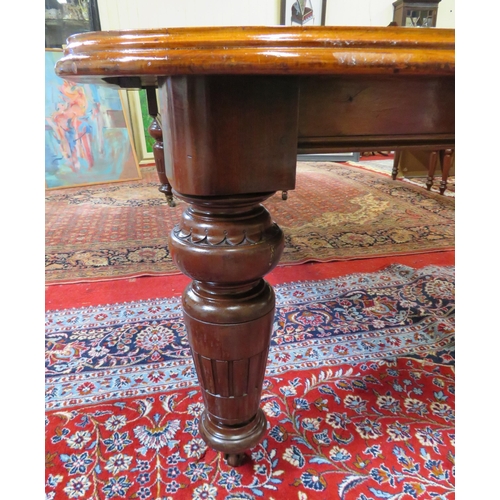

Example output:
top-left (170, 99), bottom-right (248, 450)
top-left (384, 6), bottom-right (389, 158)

top-left (45, 49), bottom-right (141, 189)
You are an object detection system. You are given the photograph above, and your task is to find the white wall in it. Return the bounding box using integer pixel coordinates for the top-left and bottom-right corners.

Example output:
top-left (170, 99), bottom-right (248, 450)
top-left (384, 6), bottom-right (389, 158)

top-left (97, 0), bottom-right (453, 31)
top-left (435, 0), bottom-right (455, 28)
top-left (97, 0), bottom-right (280, 30)
top-left (326, 0), bottom-right (454, 27)
top-left (326, 0), bottom-right (392, 26)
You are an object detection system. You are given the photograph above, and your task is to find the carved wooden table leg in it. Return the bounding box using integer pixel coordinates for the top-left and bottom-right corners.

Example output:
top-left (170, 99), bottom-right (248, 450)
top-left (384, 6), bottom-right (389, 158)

top-left (426, 150), bottom-right (438, 191)
top-left (157, 74), bottom-right (299, 465)
top-left (439, 148), bottom-right (453, 195)
top-left (145, 87), bottom-right (174, 206)
top-left (55, 25), bottom-right (455, 469)
top-left (169, 193), bottom-right (284, 465)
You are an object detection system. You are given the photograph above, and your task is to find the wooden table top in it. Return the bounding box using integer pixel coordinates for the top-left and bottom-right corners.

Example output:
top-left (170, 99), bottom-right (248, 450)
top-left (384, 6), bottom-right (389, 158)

top-left (55, 26), bottom-right (454, 87)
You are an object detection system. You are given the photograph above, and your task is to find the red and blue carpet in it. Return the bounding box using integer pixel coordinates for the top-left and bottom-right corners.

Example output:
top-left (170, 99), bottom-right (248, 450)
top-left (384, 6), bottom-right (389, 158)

top-left (45, 263), bottom-right (455, 499)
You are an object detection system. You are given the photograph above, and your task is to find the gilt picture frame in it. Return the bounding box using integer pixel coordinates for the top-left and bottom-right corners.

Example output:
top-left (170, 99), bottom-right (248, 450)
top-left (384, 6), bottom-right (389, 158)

top-left (126, 89), bottom-right (157, 166)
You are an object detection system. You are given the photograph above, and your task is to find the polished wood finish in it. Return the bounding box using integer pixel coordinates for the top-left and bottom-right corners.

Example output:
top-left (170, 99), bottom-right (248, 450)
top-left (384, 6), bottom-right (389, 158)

top-left (159, 75), bottom-right (299, 196)
top-left (296, 75), bottom-right (454, 153)
top-left (56, 26), bottom-right (454, 85)
top-left (170, 192), bottom-right (283, 464)
top-left (55, 26), bottom-right (455, 466)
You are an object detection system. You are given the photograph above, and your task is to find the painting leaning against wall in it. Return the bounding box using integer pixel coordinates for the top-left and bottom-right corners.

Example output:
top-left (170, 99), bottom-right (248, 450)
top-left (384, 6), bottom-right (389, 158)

top-left (45, 49), bottom-right (141, 189)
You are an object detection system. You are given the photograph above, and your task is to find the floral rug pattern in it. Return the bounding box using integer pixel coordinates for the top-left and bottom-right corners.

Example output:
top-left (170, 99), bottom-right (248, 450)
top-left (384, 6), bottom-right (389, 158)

top-left (45, 164), bottom-right (454, 284)
top-left (45, 265), bottom-right (455, 499)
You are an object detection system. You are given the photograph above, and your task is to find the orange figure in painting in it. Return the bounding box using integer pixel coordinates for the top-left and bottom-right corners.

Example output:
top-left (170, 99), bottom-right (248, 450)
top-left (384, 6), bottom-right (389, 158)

top-left (46, 80), bottom-right (95, 172)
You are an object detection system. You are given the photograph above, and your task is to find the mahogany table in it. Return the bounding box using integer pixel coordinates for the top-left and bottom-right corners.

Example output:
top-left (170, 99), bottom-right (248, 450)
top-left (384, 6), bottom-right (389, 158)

top-left (56, 26), bottom-right (454, 466)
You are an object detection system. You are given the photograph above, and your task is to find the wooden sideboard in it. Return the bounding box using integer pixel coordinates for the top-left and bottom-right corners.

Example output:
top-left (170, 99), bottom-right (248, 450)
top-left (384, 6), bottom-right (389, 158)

top-left (56, 26), bottom-right (455, 466)
top-left (392, 148), bottom-right (454, 194)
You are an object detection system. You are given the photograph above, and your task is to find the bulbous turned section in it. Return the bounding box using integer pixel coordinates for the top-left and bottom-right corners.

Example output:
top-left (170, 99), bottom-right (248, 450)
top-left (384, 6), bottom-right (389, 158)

top-left (169, 192), bottom-right (284, 284)
top-left (169, 192), bottom-right (284, 463)
top-left (148, 117), bottom-right (174, 206)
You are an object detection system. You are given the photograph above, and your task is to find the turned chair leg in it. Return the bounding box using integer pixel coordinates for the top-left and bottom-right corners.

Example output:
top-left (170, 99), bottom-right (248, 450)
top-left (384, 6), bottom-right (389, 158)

top-left (392, 150), bottom-right (401, 180)
top-left (439, 148), bottom-right (453, 195)
top-left (426, 150), bottom-right (438, 191)
top-left (146, 87), bottom-right (175, 206)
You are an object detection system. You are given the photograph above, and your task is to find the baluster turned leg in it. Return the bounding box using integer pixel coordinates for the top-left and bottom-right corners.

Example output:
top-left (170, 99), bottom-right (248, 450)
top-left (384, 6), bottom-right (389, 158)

top-left (426, 150), bottom-right (438, 191)
top-left (146, 87), bottom-right (174, 206)
top-left (439, 148), bottom-right (453, 195)
top-left (169, 193), bottom-right (284, 466)
top-left (158, 73), bottom-right (299, 465)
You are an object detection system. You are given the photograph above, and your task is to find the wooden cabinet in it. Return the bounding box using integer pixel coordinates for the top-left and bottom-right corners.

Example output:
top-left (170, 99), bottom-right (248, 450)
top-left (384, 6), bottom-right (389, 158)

top-left (394, 149), bottom-right (454, 178)
top-left (392, 0), bottom-right (441, 27)
top-left (45, 0), bottom-right (101, 48)
top-left (392, 148), bottom-right (454, 194)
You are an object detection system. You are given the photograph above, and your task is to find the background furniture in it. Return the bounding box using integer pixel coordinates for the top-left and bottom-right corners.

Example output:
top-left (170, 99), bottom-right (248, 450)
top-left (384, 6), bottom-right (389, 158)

top-left (56, 25), bottom-right (454, 467)
top-left (45, 0), bottom-right (101, 48)
top-left (392, 148), bottom-right (455, 194)
top-left (392, 0), bottom-right (441, 27)
top-left (391, 0), bottom-right (452, 194)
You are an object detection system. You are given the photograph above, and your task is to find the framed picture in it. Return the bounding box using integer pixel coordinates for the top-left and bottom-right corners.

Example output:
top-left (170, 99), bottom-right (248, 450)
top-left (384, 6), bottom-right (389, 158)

top-left (126, 89), bottom-right (156, 165)
top-left (280, 0), bottom-right (327, 26)
top-left (45, 49), bottom-right (141, 189)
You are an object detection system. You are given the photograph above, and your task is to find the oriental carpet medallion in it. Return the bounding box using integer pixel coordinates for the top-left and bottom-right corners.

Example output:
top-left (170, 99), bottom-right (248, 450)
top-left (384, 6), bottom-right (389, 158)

top-left (45, 163), bottom-right (454, 285)
top-left (45, 264), bottom-right (455, 499)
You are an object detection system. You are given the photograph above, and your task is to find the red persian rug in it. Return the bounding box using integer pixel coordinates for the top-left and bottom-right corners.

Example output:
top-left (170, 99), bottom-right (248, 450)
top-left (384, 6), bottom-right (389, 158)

top-left (45, 163), bottom-right (454, 285)
top-left (45, 264), bottom-right (455, 499)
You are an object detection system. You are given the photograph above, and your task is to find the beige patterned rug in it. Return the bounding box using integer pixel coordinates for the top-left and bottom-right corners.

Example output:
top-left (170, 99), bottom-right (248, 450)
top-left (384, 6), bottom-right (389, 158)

top-left (45, 163), bottom-right (454, 284)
